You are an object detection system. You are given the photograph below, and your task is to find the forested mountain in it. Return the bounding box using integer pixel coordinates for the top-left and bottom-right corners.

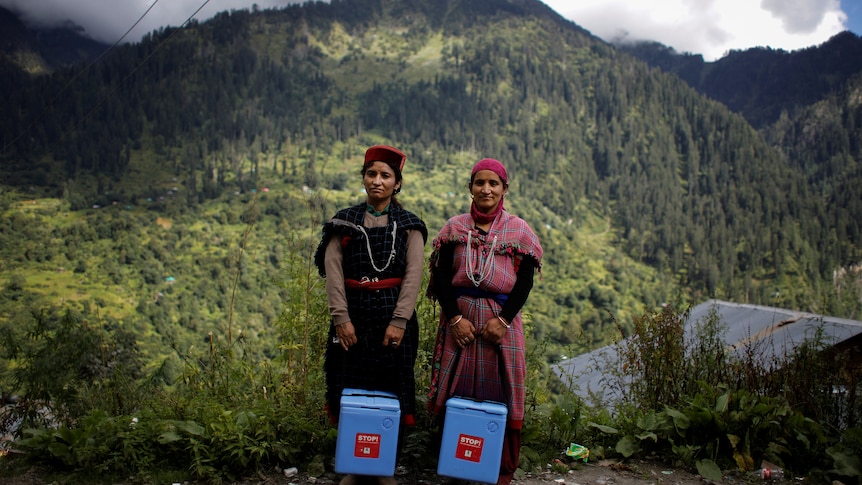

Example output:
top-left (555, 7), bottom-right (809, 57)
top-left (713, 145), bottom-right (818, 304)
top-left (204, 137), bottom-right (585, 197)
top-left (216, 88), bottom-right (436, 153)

top-left (619, 31), bottom-right (862, 128)
top-left (620, 31), bottom-right (862, 312)
top-left (1, 0), bottom-right (860, 368)
top-left (0, 5), bottom-right (108, 77)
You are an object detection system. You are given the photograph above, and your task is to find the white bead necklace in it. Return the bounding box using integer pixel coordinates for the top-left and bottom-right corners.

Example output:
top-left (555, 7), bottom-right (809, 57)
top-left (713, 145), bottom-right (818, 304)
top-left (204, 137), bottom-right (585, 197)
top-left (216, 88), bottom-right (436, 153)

top-left (465, 230), bottom-right (497, 287)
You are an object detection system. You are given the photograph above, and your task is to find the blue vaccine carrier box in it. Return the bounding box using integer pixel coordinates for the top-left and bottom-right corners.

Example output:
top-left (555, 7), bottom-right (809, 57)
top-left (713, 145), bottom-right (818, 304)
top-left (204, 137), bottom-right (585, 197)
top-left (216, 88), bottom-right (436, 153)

top-left (335, 388), bottom-right (401, 476)
top-left (437, 397), bottom-right (508, 484)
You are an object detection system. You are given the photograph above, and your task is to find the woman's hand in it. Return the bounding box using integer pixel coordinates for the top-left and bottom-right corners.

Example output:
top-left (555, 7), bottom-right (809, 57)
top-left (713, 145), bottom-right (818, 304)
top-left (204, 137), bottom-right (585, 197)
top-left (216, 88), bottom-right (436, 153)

top-left (335, 321), bottom-right (357, 351)
top-left (450, 316), bottom-right (477, 348)
top-left (479, 316), bottom-right (508, 345)
top-left (383, 325), bottom-right (406, 349)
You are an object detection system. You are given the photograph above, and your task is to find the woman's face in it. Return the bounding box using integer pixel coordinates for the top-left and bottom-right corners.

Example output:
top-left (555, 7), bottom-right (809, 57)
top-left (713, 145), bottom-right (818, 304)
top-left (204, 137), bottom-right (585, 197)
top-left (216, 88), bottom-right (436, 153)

top-left (470, 169), bottom-right (507, 214)
top-left (363, 161), bottom-right (400, 206)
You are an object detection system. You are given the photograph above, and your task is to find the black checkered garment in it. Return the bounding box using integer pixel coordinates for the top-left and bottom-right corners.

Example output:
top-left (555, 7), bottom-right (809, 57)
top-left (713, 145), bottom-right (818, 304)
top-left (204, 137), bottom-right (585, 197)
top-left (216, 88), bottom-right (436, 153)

top-left (317, 203), bottom-right (427, 420)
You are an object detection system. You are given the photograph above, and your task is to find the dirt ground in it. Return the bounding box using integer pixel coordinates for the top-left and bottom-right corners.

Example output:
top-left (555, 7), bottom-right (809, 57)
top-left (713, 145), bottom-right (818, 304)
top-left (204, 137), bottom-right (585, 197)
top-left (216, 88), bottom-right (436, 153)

top-left (0, 446), bottom-right (801, 485)
top-left (0, 455), bottom-right (788, 485)
top-left (235, 458), bottom-right (772, 485)
top-left (315, 459), bottom-right (761, 485)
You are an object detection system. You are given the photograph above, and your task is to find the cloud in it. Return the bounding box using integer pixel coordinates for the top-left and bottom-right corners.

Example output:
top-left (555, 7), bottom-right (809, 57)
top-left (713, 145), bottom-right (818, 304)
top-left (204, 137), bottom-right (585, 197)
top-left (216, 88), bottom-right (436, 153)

top-left (544, 0), bottom-right (849, 61)
top-left (762, 0), bottom-right (836, 34)
top-left (0, 0), bottom-right (853, 61)
top-left (0, 0), bottom-right (294, 44)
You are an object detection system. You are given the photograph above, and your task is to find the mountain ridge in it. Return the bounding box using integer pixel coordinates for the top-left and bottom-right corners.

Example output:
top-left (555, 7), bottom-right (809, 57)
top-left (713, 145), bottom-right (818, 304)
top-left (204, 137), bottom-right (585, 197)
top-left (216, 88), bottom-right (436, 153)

top-left (0, 0), bottom-right (859, 363)
top-left (0, 5), bottom-right (108, 76)
top-left (617, 30), bottom-right (862, 128)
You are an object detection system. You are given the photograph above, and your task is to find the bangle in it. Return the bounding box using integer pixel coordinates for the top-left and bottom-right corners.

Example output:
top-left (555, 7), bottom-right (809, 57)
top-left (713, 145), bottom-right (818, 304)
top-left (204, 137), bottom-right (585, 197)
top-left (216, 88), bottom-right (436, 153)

top-left (449, 315), bottom-right (463, 327)
top-left (497, 316), bottom-right (510, 328)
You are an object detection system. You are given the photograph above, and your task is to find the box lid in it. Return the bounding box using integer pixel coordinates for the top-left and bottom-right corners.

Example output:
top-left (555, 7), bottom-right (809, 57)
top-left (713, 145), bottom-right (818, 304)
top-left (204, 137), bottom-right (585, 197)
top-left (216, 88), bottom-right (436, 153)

top-left (341, 388), bottom-right (401, 412)
top-left (342, 388), bottom-right (398, 399)
top-left (445, 397), bottom-right (508, 416)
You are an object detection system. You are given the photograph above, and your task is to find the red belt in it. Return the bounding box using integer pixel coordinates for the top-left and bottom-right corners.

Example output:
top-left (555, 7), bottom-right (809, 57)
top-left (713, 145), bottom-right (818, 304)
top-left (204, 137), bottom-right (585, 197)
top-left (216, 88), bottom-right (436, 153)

top-left (344, 277), bottom-right (403, 290)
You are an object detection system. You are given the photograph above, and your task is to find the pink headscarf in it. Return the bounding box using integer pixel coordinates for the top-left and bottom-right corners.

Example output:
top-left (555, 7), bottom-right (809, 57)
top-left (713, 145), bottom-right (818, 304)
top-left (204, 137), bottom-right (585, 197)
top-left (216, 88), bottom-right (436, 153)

top-left (470, 158), bottom-right (508, 225)
top-left (471, 158), bottom-right (508, 184)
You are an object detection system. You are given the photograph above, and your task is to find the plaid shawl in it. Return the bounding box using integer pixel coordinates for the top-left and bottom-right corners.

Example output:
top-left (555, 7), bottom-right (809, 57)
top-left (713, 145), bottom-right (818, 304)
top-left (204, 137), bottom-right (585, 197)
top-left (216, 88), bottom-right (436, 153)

top-left (428, 210), bottom-right (542, 429)
top-left (314, 203), bottom-right (427, 277)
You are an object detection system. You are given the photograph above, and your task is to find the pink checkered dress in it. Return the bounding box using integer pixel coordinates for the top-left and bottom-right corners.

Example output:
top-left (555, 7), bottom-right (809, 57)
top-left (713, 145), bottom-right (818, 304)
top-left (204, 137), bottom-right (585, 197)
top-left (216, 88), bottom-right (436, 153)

top-left (428, 211), bottom-right (542, 429)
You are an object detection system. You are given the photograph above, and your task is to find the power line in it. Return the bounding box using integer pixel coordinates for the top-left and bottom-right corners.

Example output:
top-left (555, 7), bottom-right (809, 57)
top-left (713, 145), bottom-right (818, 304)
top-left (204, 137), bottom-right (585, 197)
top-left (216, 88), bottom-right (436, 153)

top-left (57, 0), bottom-right (162, 101)
top-left (71, 0), bottom-right (215, 131)
top-left (2, 0), bottom-right (216, 157)
top-left (1, 0), bottom-right (160, 156)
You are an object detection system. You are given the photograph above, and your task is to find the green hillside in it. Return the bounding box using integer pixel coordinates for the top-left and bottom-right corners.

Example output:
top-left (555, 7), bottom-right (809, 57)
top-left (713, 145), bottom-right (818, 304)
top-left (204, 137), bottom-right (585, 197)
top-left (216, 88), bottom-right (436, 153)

top-left (619, 31), bottom-right (862, 128)
top-left (1, 1), bottom-right (861, 482)
top-left (1, 0), bottom-right (860, 373)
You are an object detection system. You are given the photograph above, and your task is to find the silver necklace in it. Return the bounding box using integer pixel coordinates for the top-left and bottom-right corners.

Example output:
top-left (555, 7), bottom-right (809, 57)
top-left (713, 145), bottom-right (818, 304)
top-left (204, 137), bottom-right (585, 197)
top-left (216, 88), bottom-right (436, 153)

top-left (357, 221), bottom-right (398, 273)
top-left (465, 230), bottom-right (497, 287)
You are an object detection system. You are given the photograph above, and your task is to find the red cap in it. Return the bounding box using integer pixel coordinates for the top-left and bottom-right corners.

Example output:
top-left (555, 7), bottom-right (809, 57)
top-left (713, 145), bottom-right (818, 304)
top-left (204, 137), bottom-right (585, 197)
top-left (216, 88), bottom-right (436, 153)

top-left (364, 145), bottom-right (406, 173)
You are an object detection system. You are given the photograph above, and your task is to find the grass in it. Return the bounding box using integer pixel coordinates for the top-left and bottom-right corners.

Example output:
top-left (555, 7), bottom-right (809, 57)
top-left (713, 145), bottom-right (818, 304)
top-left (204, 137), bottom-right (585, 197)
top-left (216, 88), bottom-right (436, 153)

top-left (1, 113), bottom-right (851, 483)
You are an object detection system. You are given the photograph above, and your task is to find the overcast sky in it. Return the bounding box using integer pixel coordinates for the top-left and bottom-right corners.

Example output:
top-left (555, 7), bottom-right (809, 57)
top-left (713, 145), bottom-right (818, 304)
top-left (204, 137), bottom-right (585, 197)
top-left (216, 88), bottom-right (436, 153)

top-left (1, 0), bottom-right (859, 62)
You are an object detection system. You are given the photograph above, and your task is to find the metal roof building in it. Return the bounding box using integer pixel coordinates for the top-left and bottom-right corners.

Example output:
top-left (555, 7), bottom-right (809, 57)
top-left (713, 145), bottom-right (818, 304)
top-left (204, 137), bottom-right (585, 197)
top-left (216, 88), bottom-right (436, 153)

top-left (552, 299), bottom-right (862, 407)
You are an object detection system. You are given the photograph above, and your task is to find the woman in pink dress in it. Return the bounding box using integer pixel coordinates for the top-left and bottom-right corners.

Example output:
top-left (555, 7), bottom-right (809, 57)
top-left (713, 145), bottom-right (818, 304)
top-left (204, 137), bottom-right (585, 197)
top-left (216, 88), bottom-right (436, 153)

top-left (429, 158), bottom-right (543, 485)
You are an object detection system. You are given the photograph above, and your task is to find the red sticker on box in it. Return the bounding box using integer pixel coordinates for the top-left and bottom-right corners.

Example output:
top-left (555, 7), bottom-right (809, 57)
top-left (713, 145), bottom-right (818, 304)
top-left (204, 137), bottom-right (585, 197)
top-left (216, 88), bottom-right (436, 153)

top-left (354, 433), bottom-right (381, 458)
top-left (455, 434), bottom-right (484, 462)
